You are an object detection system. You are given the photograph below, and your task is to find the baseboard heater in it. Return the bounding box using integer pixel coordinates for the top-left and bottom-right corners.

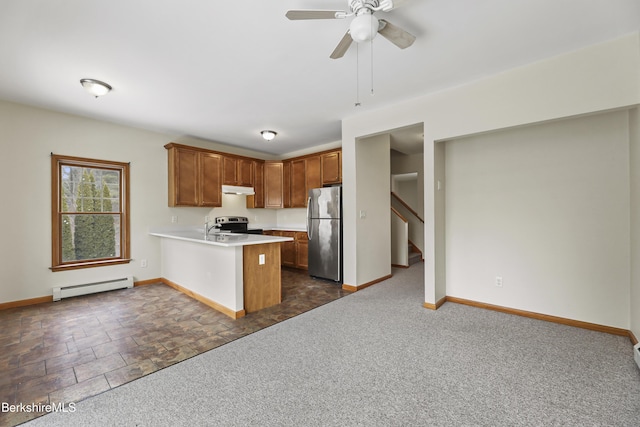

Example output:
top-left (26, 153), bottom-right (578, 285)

top-left (634, 343), bottom-right (640, 370)
top-left (53, 276), bottom-right (134, 301)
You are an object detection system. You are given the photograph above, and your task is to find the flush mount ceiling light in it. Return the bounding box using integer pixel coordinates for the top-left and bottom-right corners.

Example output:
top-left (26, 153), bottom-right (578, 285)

top-left (80, 78), bottom-right (112, 98)
top-left (261, 130), bottom-right (277, 141)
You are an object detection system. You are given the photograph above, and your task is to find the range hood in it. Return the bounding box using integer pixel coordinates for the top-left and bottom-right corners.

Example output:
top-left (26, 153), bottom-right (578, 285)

top-left (221, 185), bottom-right (255, 195)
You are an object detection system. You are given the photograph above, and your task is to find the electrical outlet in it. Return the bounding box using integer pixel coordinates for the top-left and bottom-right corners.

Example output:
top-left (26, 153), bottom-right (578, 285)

top-left (141, 259), bottom-right (148, 268)
top-left (259, 254), bottom-right (265, 265)
top-left (495, 276), bottom-right (503, 287)
top-left (205, 216), bottom-right (210, 222)
top-left (171, 216), bottom-right (178, 223)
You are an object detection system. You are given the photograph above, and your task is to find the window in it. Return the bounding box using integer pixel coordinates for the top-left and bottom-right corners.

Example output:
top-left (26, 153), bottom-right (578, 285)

top-left (51, 154), bottom-right (130, 271)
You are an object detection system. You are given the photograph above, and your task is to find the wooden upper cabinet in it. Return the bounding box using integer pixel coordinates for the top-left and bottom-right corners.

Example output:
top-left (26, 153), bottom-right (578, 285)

top-left (305, 155), bottom-right (321, 192)
top-left (170, 147), bottom-right (198, 206)
top-left (199, 152), bottom-right (222, 207)
top-left (290, 155), bottom-right (322, 208)
top-left (222, 156), bottom-right (238, 185)
top-left (237, 158), bottom-right (254, 186)
top-left (321, 151), bottom-right (341, 185)
top-left (166, 145), bottom-right (221, 207)
top-left (166, 143), bottom-right (340, 210)
top-left (282, 161), bottom-right (291, 208)
top-left (264, 161), bottom-right (284, 209)
top-left (223, 155), bottom-right (254, 186)
top-left (290, 159), bottom-right (307, 208)
top-left (246, 161), bottom-right (264, 209)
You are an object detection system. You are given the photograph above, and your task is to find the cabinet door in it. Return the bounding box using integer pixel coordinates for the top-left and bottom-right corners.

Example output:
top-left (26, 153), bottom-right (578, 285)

top-left (264, 162), bottom-right (284, 208)
top-left (290, 159), bottom-right (307, 208)
top-left (255, 161), bottom-right (264, 207)
top-left (282, 161), bottom-right (291, 208)
top-left (321, 151), bottom-right (341, 185)
top-left (305, 156), bottom-right (322, 195)
top-left (295, 232), bottom-right (308, 270)
top-left (223, 156), bottom-right (237, 185)
top-left (296, 240), bottom-right (308, 270)
top-left (247, 161), bottom-right (264, 208)
top-left (199, 152), bottom-right (222, 207)
top-left (171, 148), bottom-right (198, 206)
top-left (279, 231), bottom-right (296, 267)
top-left (237, 158), bottom-right (254, 186)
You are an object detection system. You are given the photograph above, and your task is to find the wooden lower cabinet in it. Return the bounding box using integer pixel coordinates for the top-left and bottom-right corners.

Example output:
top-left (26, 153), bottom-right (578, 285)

top-left (295, 232), bottom-right (308, 269)
top-left (281, 232), bottom-right (296, 268)
top-left (266, 230), bottom-right (308, 270)
top-left (243, 243), bottom-right (281, 313)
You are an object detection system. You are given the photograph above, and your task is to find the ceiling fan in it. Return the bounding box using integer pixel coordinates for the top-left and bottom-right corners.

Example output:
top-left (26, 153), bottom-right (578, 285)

top-left (286, 0), bottom-right (416, 59)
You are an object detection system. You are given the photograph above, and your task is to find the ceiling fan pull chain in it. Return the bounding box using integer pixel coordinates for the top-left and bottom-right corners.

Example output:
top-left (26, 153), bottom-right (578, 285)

top-left (355, 42), bottom-right (361, 107)
top-left (370, 39), bottom-right (375, 96)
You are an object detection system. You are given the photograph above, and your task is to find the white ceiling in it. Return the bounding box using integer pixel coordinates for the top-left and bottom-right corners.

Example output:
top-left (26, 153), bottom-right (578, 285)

top-left (0, 0), bottom-right (638, 155)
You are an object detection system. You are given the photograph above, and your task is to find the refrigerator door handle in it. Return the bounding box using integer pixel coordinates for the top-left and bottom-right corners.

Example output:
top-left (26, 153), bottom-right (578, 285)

top-left (306, 197), bottom-right (312, 240)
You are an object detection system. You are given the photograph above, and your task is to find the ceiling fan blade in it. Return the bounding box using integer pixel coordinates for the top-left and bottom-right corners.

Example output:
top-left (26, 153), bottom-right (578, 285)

top-left (378, 19), bottom-right (416, 49)
top-left (286, 10), bottom-right (345, 20)
top-left (330, 31), bottom-right (353, 59)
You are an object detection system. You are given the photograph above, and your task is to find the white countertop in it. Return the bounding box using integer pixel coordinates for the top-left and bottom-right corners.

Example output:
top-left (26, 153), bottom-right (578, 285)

top-left (149, 227), bottom-right (293, 247)
top-left (267, 226), bottom-right (306, 232)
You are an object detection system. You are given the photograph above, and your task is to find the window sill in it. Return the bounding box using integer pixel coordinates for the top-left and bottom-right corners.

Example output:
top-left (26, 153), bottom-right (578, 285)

top-left (50, 259), bottom-right (132, 272)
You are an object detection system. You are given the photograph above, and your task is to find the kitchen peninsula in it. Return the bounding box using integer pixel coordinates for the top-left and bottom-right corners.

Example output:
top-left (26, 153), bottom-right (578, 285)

top-left (150, 227), bottom-right (293, 318)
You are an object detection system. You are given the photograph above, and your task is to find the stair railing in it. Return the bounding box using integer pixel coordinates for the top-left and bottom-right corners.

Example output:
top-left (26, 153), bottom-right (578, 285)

top-left (391, 207), bottom-right (409, 267)
top-left (391, 192), bottom-right (424, 262)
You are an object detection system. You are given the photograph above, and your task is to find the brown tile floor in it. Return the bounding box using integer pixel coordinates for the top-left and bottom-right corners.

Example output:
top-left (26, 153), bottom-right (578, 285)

top-left (0, 268), bottom-right (349, 427)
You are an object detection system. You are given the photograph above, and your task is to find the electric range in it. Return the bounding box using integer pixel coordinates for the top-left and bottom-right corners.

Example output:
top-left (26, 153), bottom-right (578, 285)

top-left (215, 216), bottom-right (263, 234)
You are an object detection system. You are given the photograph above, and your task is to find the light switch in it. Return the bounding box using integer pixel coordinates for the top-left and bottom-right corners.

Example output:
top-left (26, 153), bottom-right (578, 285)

top-left (259, 254), bottom-right (265, 265)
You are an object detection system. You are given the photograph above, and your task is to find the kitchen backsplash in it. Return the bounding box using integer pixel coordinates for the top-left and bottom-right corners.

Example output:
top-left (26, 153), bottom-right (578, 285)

top-left (203, 193), bottom-right (306, 229)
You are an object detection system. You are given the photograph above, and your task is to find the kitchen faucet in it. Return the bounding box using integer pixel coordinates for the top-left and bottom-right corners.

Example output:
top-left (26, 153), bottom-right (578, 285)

top-left (204, 220), bottom-right (220, 239)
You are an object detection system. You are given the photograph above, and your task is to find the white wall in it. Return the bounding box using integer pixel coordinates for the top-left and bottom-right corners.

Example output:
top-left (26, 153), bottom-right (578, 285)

top-left (391, 152), bottom-right (425, 254)
top-left (391, 151), bottom-right (424, 216)
top-left (204, 194), bottom-right (277, 229)
top-left (0, 100), bottom-right (303, 304)
top-left (445, 111), bottom-right (630, 328)
top-left (354, 133), bottom-right (391, 285)
top-left (202, 196), bottom-right (308, 231)
top-left (630, 108), bottom-right (640, 338)
top-left (0, 101), bottom-right (172, 303)
top-left (342, 32), bottom-right (640, 328)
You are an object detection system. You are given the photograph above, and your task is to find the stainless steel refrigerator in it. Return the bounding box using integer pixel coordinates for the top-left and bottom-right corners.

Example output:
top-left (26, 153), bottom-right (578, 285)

top-left (307, 186), bottom-right (342, 283)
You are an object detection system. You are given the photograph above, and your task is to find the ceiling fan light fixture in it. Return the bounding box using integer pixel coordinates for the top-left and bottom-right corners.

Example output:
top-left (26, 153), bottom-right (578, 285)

top-left (261, 130), bottom-right (277, 141)
top-left (350, 13), bottom-right (379, 43)
top-left (80, 79), bottom-right (112, 97)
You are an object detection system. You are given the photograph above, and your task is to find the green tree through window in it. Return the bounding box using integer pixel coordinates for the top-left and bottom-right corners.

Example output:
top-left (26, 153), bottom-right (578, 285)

top-left (51, 155), bottom-right (130, 271)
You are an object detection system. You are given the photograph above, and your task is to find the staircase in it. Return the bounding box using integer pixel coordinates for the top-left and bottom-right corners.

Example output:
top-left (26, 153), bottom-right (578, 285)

top-left (391, 192), bottom-right (424, 268)
top-left (408, 242), bottom-right (422, 265)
